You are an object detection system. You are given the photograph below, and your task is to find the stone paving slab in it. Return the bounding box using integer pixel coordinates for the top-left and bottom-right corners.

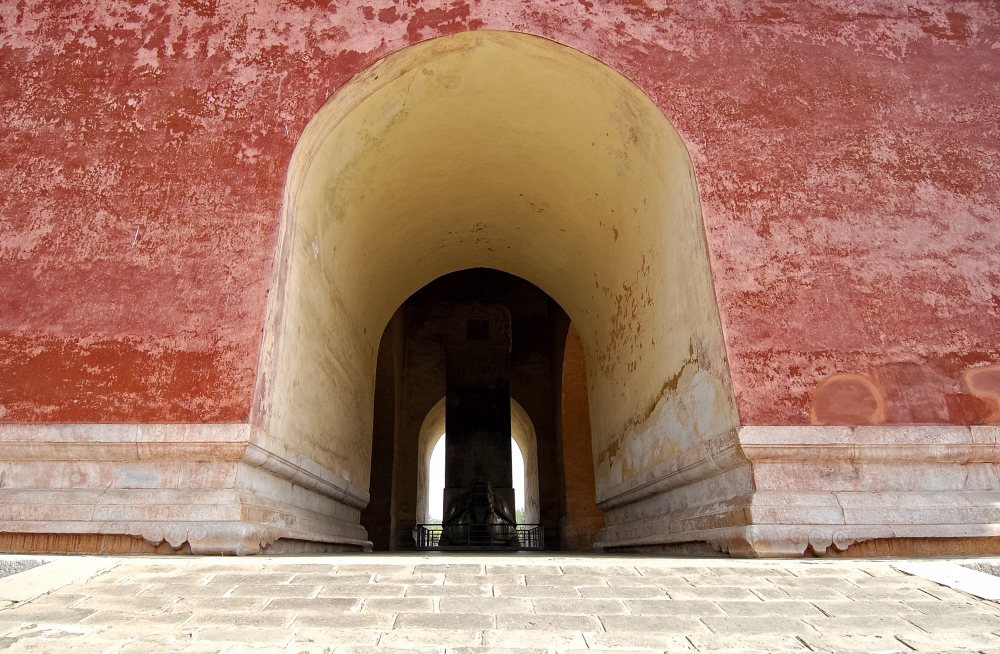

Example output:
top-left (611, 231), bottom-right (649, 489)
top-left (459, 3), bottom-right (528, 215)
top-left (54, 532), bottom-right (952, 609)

top-left (0, 554), bottom-right (999, 652)
top-left (897, 561), bottom-right (1000, 601)
top-left (0, 557), bottom-right (49, 582)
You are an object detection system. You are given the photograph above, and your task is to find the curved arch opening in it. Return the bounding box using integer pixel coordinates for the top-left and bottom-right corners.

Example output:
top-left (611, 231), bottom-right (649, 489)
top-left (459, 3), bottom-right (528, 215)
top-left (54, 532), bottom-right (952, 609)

top-left (415, 397), bottom-right (540, 526)
top-left (423, 417), bottom-right (530, 523)
top-left (363, 268), bottom-right (564, 549)
top-left (254, 30), bottom-right (738, 552)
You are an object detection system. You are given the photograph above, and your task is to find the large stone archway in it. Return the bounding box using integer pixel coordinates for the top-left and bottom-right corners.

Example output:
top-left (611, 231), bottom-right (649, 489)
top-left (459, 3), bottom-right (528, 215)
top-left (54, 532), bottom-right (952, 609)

top-left (252, 30), bottom-right (739, 553)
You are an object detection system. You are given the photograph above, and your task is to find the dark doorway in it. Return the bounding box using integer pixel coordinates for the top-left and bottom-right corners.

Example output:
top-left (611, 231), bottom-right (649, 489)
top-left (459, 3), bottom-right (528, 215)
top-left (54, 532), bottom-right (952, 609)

top-left (362, 268), bottom-right (596, 550)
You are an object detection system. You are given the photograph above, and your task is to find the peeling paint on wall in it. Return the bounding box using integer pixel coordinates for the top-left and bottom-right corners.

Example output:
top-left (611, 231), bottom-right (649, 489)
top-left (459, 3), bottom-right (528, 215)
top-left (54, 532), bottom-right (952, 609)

top-left (596, 354), bottom-right (735, 494)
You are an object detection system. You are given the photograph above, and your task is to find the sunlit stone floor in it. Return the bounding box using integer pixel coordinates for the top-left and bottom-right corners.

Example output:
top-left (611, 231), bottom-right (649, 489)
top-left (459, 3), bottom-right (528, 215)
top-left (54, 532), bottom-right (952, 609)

top-left (1, 553), bottom-right (999, 653)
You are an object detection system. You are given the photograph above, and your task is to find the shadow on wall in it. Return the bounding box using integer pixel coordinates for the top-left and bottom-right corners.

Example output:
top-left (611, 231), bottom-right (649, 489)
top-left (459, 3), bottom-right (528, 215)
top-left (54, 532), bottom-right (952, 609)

top-left (811, 364), bottom-right (1000, 425)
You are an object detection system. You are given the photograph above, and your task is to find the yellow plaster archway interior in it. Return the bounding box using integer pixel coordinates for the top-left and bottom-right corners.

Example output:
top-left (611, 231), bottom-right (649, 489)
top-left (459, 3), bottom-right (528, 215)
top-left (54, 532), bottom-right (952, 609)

top-left (253, 30), bottom-right (739, 513)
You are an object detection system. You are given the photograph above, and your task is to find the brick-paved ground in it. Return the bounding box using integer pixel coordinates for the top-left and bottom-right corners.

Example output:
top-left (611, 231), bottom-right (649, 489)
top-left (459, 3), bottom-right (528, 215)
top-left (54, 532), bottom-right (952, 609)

top-left (1, 554), bottom-right (1000, 653)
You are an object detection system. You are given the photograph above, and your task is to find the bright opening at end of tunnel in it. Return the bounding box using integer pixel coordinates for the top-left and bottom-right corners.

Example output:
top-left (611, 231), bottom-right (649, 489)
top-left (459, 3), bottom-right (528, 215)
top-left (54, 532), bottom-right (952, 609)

top-left (427, 434), bottom-right (525, 523)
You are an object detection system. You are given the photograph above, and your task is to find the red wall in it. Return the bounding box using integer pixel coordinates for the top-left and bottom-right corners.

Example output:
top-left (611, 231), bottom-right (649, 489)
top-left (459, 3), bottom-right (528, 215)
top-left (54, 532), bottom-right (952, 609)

top-left (1, 1), bottom-right (998, 425)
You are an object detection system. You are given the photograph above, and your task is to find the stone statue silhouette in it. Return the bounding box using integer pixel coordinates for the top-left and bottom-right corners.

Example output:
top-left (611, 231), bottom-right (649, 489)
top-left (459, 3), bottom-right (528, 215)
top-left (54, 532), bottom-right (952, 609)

top-left (439, 479), bottom-right (519, 548)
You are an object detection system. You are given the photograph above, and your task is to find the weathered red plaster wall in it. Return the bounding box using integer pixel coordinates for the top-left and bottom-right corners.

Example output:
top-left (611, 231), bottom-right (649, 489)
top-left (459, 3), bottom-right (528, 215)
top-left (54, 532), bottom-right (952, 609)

top-left (1, 1), bottom-right (998, 425)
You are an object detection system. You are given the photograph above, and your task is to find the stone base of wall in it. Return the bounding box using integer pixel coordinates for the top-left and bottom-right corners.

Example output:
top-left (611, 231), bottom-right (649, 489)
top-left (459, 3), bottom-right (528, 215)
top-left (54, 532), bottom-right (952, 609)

top-left (0, 533), bottom-right (192, 555)
top-left (833, 536), bottom-right (1000, 557)
top-left (595, 425), bottom-right (1000, 557)
top-left (0, 532), bottom-right (363, 555)
top-left (5, 423), bottom-right (998, 557)
top-left (559, 516), bottom-right (605, 552)
top-left (0, 424), bottom-right (372, 555)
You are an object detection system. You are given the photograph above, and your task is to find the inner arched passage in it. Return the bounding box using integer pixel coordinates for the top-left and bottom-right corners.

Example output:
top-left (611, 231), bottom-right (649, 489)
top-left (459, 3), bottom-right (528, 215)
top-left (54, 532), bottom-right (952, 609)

top-left (360, 268), bottom-right (574, 550)
top-left (253, 30), bottom-right (739, 552)
top-left (414, 397), bottom-right (540, 526)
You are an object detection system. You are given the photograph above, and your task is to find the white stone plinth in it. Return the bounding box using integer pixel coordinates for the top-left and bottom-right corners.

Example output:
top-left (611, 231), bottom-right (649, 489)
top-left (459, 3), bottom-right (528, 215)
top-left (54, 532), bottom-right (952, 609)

top-left (595, 425), bottom-right (1000, 557)
top-left (0, 424), bottom-right (372, 554)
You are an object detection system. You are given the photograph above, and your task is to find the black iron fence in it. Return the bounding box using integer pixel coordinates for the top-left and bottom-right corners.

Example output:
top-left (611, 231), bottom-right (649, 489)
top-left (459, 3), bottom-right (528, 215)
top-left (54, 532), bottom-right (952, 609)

top-left (415, 524), bottom-right (545, 551)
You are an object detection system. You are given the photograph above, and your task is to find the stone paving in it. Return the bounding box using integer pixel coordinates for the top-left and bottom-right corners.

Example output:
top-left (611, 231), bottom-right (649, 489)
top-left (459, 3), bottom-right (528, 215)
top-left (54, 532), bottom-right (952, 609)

top-left (1, 554), bottom-right (1000, 653)
top-left (0, 559), bottom-right (48, 582)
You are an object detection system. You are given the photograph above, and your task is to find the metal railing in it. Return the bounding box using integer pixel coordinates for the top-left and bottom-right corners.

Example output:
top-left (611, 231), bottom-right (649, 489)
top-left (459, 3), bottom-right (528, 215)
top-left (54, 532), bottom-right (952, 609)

top-left (415, 524), bottom-right (545, 551)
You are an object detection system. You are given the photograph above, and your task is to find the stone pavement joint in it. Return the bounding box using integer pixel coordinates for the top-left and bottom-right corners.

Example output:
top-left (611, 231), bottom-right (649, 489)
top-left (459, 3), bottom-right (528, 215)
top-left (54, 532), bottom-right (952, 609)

top-left (0, 554), bottom-right (998, 652)
top-left (895, 560), bottom-right (1000, 601)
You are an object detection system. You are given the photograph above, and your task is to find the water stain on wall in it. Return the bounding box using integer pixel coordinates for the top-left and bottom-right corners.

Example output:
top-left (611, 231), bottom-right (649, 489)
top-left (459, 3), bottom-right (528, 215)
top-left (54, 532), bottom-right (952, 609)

top-left (810, 363), bottom-right (1000, 426)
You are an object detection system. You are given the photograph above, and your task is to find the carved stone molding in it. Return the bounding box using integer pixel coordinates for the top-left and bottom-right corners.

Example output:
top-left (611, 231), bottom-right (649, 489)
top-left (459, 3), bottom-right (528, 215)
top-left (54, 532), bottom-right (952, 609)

top-left (596, 425), bottom-right (1000, 557)
top-left (0, 423), bottom-right (368, 507)
top-left (120, 521), bottom-right (279, 556)
top-left (739, 425), bottom-right (1000, 465)
top-left (596, 429), bottom-right (746, 511)
top-left (0, 423), bottom-right (372, 554)
top-left (242, 428), bottom-right (369, 510)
